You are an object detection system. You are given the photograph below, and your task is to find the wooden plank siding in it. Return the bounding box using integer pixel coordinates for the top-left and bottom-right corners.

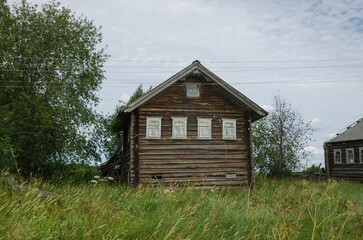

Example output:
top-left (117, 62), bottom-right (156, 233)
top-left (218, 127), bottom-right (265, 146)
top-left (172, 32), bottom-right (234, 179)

top-left (325, 140), bottom-right (363, 182)
top-left (133, 81), bottom-right (252, 187)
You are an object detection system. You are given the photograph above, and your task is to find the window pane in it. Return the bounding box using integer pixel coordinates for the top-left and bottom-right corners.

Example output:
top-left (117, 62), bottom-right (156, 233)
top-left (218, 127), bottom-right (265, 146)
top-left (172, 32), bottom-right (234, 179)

top-left (146, 118), bottom-right (160, 138)
top-left (173, 118), bottom-right (186, 138)
top-left (198, 119), bottom-right (211, 138)
top-left (225, 122), bottom-right (234, 128)
top-left (347, 149), bottom-right (354, 163)
top-left (223, 120), bottom-right (236, 139)
top-left (335, 151), bottom-right (341, 163)
top-left (187, 85), bottom-right (199, 97)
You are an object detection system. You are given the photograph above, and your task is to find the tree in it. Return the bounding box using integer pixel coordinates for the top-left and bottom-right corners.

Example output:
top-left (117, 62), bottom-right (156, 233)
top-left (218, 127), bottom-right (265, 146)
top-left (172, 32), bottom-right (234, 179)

top-left (0, 0), bottom-right (107, 177)
top-left (97, 85), bottom-right (151, 159)
top-left (252, 93), bottom-right (312, 177)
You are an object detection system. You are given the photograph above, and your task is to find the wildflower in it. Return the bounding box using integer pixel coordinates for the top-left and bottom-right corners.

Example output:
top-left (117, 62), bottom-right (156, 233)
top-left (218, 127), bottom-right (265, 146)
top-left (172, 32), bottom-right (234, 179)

top-left (107, 177), bottom-right (114, 181)
top-left (94, 175), bottom-right (100, 179)
top-left (90, 180), bottom-right (98, 184)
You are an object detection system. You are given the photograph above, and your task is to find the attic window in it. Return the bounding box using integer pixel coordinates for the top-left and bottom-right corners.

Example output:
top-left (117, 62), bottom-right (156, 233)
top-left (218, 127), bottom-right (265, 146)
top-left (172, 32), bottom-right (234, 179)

top-left (186, 84), bottom-right (200, 97)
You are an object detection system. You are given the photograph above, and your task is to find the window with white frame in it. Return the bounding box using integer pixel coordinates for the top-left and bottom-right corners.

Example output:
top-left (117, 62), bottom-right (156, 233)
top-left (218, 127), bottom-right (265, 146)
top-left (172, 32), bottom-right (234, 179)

top-left (359, 147), bottom-right (363, 163)
top-left (186, 84), bottom-right (200, 97)
top-left (334, 149), bottom-right (341, 164)
top-left (198, 118), bottom-right (212, 139)
top-left (146, 117), bottom-right (161, 139)
top-left (346, 148), bottom-right (355, 164)
top-left (223, 119), bottom-right (236, 139)
top-left (172, 117), bottom-right (187, 139)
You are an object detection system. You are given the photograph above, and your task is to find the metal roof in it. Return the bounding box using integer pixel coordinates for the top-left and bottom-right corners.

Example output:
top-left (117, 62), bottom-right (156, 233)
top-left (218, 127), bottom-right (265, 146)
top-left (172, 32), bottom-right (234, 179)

top-left (327, 118), bottom-right (363, 143)
top-left (121, 60), bottom-right (268, 122)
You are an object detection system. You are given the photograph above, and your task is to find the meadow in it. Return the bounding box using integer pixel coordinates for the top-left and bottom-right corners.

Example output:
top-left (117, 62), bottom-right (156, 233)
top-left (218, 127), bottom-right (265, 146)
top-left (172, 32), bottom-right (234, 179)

top-left (0, 173), bottom-right (362, 239)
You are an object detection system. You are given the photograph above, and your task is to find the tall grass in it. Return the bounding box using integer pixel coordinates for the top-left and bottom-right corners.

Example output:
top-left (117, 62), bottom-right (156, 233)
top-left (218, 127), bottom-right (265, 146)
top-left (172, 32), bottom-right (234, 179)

top-left (0, 172), bottom-right (362, 239)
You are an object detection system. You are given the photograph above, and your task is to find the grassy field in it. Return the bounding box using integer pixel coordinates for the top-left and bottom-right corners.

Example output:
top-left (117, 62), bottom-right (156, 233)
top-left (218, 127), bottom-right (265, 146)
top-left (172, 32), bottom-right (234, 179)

top-left (0, 173), bottom-right (362, 239)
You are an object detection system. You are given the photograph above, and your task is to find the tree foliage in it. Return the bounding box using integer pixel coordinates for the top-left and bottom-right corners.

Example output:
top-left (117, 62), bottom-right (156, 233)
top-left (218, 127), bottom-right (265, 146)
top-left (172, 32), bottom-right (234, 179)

top-left (253, 93), bottom-right (312, 177)
top-left (0, 0), bottom-right (107, 177)
top-left (97, 85), bottom-right (151, 159)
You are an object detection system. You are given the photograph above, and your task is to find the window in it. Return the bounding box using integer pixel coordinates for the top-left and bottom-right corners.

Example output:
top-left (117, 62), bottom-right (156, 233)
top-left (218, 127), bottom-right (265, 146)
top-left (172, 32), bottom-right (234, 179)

top-left (146, 117), bottom-right (161, 139)
top-left (172, 117), bottom-right (187, 139)
top-left (223, 119), bottom-right (236, 139)
top-left (186, 84), bottom-right (200, 97)
top-left (359, 147), bottom-right (363, 163)
top-left (346, 148), bottom-right (355, 164)
top-left (198, 118), bottom-right (212, 139)
top-left (334, 149), bottom-right (341, 164)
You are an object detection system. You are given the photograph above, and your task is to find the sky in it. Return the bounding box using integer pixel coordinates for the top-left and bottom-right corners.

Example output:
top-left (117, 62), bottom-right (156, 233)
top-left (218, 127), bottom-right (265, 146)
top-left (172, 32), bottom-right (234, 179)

top-left (9, 0), bottom-right (363, 168)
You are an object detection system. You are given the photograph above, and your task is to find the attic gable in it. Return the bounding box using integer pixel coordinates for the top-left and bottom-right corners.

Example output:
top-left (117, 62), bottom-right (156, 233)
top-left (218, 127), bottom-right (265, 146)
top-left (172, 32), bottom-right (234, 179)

top-left (122, 60), bottom-right (268, 122)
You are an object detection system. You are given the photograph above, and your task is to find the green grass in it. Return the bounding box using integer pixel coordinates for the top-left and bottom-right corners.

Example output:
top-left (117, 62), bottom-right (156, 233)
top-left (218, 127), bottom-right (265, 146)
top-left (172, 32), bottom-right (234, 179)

top-left (0, 173), bottom-right (362, 239)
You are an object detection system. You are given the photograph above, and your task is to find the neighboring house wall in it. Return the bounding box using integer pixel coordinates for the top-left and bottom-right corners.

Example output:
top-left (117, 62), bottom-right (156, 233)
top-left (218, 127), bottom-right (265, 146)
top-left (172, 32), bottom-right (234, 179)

top-left (324, 140), bottom-right (363, 182)
top-left (130, 79), bottom-right (253, 187)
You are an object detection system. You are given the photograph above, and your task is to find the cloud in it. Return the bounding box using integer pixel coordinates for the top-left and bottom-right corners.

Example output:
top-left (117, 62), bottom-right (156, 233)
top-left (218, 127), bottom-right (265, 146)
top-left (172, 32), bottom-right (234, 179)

top-left (261, 105), bottom-right (275, 113)
top-left (120, 93), bottom-right (131, 103)
top-left (304, 146), bottom-right (324, 156)
top-left (309, 118), bottom-right (323, 131)
top-left (324, 132), bottom-right (338, 141)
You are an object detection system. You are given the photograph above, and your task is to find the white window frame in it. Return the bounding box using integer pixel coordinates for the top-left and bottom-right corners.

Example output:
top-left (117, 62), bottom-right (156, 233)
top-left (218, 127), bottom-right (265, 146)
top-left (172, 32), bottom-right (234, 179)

top-left (186, 84), bottom-right (200, 98)
top-left (171, 117), bottom-right (187, 139)
top-left (146, 117), bottom-right (161, 139)
top-left (222, 119), bottom-right (237, 140)
top-left (198, 118), bottom-right (212, 139)
top-left (359, 147), bottom-right (363, 163)
top-left (346, 148), bottom-right (355, 164)
top-left (333, 149), bottom-right (342, 164)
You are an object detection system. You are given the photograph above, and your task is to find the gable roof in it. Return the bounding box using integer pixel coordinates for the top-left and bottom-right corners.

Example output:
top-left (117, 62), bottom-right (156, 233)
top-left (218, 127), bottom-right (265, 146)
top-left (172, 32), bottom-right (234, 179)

top-left (327, 118), bottom-right (363, 143)
top-left (122, 60), bottom-right (268, 121)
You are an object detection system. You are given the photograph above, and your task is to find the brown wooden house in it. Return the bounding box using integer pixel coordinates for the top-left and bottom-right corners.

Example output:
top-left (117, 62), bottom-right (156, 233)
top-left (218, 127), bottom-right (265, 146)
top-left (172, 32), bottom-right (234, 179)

top-left (324, 118), bottom-right (363, 182)
top-left (100, 60), bottom-right (268, 188)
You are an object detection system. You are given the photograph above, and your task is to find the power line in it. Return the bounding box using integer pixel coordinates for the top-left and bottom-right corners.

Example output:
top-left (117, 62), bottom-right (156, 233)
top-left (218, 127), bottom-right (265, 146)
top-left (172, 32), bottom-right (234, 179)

top-left (1, 79), bottom-right (362, 88)
top-left (2, 74), bottom-right (363, 84)
top-left (3, 55), bottom-right (363, 63)
top-left (2, 64), bottom-right (363, 73)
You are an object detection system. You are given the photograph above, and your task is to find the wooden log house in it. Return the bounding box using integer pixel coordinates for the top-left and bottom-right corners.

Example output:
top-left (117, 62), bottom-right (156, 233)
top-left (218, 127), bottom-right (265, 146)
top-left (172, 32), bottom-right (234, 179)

top-left (324, 118), bottom-right (363, 182)
top-left (100, 60), bottom-right (268, 188)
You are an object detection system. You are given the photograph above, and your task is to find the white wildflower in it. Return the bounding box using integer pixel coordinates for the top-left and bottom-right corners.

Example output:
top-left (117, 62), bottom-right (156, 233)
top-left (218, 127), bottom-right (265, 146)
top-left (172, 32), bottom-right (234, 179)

top-left (107, 177), bottom-right (114, 181)
top-left (90, 180), bottom-right (98, 184)
top-left (93, 175), bottom-right (100, 179)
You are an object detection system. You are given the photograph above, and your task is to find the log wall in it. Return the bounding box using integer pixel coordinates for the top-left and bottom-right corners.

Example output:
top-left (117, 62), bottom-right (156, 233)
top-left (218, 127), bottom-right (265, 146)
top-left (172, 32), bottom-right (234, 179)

top-left (132, 79), bottom-right (252, 188)
top-left (325, 140), bottom-right (363, 182)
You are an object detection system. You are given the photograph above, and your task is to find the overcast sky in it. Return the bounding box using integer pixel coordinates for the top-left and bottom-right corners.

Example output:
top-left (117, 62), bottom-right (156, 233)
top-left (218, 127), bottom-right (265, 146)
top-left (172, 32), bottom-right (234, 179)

top-left (10, 0), bottom-right (363, 168)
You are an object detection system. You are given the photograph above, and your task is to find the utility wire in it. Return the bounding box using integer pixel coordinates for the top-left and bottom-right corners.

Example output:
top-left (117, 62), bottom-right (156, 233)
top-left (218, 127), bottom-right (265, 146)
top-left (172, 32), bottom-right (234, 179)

top-left (3, 55), bottom-right (363, 63)
top-left (1, 79), bottom-right (362, 88)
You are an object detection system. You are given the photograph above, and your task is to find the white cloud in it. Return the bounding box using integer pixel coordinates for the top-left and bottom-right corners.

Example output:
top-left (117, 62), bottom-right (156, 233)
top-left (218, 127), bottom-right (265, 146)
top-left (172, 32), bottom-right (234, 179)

top-left (304, 146), bottom-right (324, 156)
top-left (309, 118), bottom-right (323, 131)
top-left (324, 132), bottom-right (338, 141)
top-left (261, 105), bottom-right (275, 113)
top-left (120, 93), bottom-right (131, 103)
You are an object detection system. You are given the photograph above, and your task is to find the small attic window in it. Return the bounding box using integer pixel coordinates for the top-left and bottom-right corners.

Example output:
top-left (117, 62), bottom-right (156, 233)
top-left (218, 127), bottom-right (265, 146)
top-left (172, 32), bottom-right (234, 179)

top-left (186, 84), bottom-right (200, 97)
